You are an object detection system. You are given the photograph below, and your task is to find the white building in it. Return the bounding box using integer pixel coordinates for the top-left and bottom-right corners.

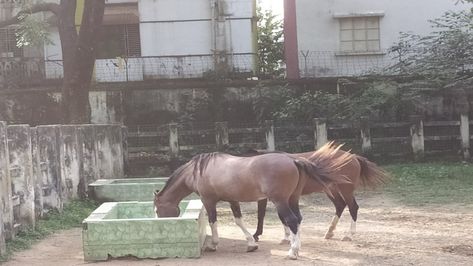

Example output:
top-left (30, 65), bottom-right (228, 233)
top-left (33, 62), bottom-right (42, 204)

top-left (1, 0), bottom-right (257, 82)
top-left (284, 0), bottom-right (471, 79)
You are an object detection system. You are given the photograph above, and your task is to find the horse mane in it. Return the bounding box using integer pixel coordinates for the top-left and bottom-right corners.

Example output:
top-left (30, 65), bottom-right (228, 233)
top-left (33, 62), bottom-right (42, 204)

top-left (158, 152), bottom-right (223, 195)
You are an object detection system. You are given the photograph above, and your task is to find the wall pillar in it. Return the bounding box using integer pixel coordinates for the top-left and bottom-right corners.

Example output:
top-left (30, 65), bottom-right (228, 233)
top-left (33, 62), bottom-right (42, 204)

top-left (0, 121), bottom-right (13, 240)
top-left (7, 125), bottom-right (35, 228)
top-left (36, 125), bottom-right (62, 211)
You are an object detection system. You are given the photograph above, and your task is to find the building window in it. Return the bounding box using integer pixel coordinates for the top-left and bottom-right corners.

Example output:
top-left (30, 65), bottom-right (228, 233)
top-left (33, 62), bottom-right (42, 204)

top-left (339, 16), bottom-right (380, 53)
top-left (97, 24), bottom-right (141, 59)
top-left (0, 28), bottom-right (23, 57)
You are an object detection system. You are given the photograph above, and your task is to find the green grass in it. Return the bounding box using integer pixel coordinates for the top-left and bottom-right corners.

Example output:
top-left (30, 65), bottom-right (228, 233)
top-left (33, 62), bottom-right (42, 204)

top-left (0, 200), bottom-right (97, 263)
top-left (384, 162), bottom-right (473, 206)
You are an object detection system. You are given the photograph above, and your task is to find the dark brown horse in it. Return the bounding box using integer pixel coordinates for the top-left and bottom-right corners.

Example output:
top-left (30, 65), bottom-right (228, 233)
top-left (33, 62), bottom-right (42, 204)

top-left (245, 142), bottom-right (389, 242)
top-left (154, 149), bottom-right (352, 259)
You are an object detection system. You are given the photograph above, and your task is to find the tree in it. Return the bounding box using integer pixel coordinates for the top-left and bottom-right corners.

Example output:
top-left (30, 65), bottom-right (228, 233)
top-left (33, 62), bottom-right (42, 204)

top-left (256, 4), bottom-right (284, 78)
top-left (387, 10), bottom-right (473, 87)
top-left (0, 0), bottom-right (105, 123)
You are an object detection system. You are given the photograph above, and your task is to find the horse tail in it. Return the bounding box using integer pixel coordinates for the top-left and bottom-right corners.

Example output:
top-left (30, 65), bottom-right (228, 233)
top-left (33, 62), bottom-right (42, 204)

top-left (293, 158), bottom-right (350, 198)
top-left (356, 155), bottom-right (390, 188)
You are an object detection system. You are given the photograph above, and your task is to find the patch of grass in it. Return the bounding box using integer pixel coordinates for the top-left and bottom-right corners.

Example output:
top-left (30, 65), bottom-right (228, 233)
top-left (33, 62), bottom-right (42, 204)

top-left (0, 200), bottom-right (97, 262)
top-left (384, 162), bottom-right (473, 206)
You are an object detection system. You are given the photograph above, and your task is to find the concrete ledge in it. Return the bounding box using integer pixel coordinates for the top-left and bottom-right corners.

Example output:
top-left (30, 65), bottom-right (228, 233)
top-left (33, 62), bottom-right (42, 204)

top-left (88, 178), bottom-right (198, 202)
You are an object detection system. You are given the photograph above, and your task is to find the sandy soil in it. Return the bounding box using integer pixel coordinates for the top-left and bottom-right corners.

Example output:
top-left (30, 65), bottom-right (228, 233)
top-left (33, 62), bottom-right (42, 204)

top-left (3, 192), bottom-right (473, 266)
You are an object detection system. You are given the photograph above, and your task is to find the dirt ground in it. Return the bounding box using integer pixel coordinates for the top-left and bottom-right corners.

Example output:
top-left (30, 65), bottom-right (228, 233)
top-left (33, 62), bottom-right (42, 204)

top-left (3, 191), bottom-right (473, 266)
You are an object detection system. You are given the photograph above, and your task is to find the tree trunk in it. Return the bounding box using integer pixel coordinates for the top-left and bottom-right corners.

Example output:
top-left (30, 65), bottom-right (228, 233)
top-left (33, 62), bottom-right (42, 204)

top-left (58, 0), bottom-right (105, 124)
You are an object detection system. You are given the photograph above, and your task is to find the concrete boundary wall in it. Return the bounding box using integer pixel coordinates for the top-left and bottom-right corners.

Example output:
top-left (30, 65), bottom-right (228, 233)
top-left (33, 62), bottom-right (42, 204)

top-left (0, 122), bottom-right (126, 245)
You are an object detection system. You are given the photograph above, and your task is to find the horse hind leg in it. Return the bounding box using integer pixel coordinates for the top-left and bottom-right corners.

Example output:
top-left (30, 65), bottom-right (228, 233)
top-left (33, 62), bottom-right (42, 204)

top-left (229, 201), bottom-right (258, 252)
top-left (275, 202), bottom-right (301, 260)
top-left (342, 197), bottom-right (359, 242)
top-left (324, 192), bottom-right (346, 239)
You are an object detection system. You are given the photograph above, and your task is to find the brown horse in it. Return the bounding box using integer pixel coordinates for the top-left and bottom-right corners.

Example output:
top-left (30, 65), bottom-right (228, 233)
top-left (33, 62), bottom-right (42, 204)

top-left (246, 142), bottom-right (389, 242)
top-left (154, 150), bottom-right (352, 259)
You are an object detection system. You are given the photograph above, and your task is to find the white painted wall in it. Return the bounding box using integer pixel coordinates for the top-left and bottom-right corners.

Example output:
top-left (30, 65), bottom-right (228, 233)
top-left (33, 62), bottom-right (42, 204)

top-left (296, 0), bottom-right (472, 77)
top-left (139, 0), bottom-right (256, 78)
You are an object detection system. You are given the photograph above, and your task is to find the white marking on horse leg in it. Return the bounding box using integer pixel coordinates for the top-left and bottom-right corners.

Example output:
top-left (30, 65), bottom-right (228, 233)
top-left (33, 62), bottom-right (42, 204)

top-left (287, 226), bottom-right (300, 260)
top-left (350, 220), bottom-right (356, 235)
top-left (324, 215), bottom-right (339, 239)
top-left (205, 222), bottom-right (219, 251)
top-left (234, 217), bottom-right (258, 252)
top-left (342, 220), bottom-right (357, 242)
top-left (154, 206), bottom-right (158, 218)
top-left (280, 225), bottom-right (291, 245)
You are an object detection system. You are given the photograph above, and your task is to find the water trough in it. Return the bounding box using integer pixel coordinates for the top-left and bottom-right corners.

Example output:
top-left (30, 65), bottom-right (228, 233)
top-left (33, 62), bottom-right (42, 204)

top-left (82, 200), bottom-right (206, 260)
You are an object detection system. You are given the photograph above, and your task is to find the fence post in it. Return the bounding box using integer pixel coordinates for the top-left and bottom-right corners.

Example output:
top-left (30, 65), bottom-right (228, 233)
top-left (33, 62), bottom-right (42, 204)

top-left (215, 122), bottom-right (229, 151)
top-left (0, 121), bottom-right (13, 241)
top-left (313, 118), bottom-right (328, 149)
top-left (7, 125), bottom-right (35, 228)
top-left (264, 120), bottom-right (276, 151)
top-left (360, 116), bottom-right (372, 155)
top-left (169, 123), bottom-right (179, 158)
top-left (460, 113), bottom-right (470, 161)
top-left (409, 115), bottom-right (424, 161)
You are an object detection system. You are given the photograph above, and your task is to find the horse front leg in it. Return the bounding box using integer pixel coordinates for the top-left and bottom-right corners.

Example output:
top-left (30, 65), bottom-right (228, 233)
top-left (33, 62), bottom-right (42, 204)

top-left (230, 201), bottom-right (258, 252)
top-left (202, 200), bottom-right (219, 252)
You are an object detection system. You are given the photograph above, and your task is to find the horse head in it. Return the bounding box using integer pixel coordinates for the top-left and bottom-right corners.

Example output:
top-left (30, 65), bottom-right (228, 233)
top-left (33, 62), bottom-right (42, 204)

top-left (153, 190), bottom-right (181, 217)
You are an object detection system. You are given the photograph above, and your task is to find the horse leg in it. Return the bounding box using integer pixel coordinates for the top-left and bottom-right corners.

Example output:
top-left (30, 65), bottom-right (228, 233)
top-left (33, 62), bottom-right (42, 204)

top-left (342, 196), bottom-right (359, 242)
top-left (277, 211), bottom-right (291, 245)
top-left (324, 192), bottom-right (346, 239)
top-left (229, 201), bottom-right (258, 252)
top-left (274, 202), bottom-right (301, 260)
top-left (288, 195), bottom-right (303, 258)
top-left (202, 200), bottom-right (219, 252)
top-left (253, 198), bottom-right (268, 242)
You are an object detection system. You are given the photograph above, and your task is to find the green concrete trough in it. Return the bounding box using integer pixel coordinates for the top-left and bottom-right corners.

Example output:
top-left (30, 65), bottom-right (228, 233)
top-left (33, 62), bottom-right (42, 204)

top-left (88, 178), bottom-right (198, 202)
top-left (82, 200), bottom-right (206, 261)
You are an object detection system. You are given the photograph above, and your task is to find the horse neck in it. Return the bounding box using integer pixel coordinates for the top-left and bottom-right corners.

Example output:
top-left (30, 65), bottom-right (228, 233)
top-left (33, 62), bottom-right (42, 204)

top-left (158, 174), bottom-right (193, 206)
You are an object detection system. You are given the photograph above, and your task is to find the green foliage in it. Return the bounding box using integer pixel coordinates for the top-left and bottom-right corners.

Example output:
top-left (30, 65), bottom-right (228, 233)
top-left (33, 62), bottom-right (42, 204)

top-left (15, 14), bottom-right (52, 48)
top-left (384, 163), bottom-right (473, 205)
top-left (270, 80), bottom-right (419, 122)
top-left (387, 10), bottom-right (473, 87)
top-left (273, 90), bottom-right (343, 122)
top-left (256, 4), bottom-right (284, 78)
top-left (0, 200), bottom-right (98, 262)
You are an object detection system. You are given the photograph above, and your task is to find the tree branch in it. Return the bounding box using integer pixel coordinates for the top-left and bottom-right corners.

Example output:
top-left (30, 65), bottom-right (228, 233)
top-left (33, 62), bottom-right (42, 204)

top-left (0, 3), bottom-right (59, 28)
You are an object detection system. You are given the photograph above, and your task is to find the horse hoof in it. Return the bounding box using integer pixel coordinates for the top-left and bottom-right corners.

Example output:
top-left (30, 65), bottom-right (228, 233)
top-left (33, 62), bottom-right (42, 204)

top-left (253, 235), bottom-right (260, 242)
top-left (341, 236), bottom-right (352, 242)
top-left (247, 245), bottom-right (258, 252)
top-left (204, 246), bottom-right (217, 252)
top-left (287, 251), bottom-right (299, 260)
top-left (324, 232), bottom-right (334, 239)
top-left (280, 239), bottom-right (291, 245)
